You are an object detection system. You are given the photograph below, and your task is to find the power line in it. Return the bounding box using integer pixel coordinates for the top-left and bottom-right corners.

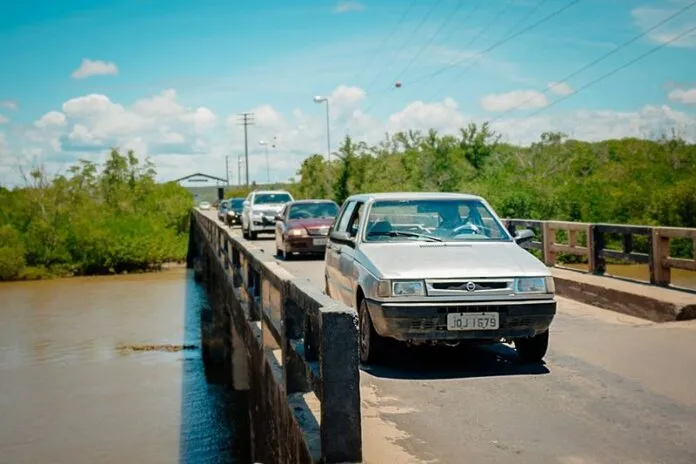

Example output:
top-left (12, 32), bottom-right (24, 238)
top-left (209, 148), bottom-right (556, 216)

top-left (236, 112), bottom-right (254, 187)
top-left (431, 1), bottom-right (485, 51)
top-left (394, 0), bottom-right (468, 80)
top-left (421, 0), bottom-right (578, 102)
top-left (363, 0), bottom-right (486, 113)
top-left (368, 0), bottom-right (581, 102)
top-left (347, 0), bottom-right (419, 86)
top-left (362, 0), bottom-right (446, 96)
top-left (501, 0), bottom-right (547, 40)
top-left (488, 0), bottom-right (696, 123)
top-left (499, 22), bottom-right (696, 131)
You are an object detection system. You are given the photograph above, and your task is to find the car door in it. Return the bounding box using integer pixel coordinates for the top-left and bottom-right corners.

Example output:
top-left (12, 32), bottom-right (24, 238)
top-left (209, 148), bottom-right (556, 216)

top-left (325, 200), bottom-right (356, 299)
top-left (275, 204), bottom-right (288, 251)
top-left (242, 193), bottom-right (253, 230)
top-left (335, 202), bottom-right (363, 306)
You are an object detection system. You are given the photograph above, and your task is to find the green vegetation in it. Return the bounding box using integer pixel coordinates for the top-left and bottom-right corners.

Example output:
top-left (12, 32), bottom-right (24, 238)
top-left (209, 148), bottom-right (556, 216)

top-left (291, 124), bottom-right (696, 260)
top-left (0, 149), bottom-right (193, 281)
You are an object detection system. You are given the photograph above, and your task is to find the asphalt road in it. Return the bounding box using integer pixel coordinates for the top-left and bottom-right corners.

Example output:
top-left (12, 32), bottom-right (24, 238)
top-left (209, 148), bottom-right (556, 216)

top-left (222, 218), bottom-right (696, 464)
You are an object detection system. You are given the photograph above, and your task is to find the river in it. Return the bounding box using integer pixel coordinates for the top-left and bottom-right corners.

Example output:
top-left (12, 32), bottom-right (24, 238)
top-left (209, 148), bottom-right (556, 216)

top-left (0, 268), bottom-right (249, 464)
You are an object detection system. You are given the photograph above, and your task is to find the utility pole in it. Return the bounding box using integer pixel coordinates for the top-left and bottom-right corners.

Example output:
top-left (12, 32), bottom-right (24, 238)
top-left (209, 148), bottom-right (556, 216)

top-left (237, 112), bottom-right (255, 187)
top-left (225, 155), bottom-right (229, 186)
top-left (237, 155), bottom-right (243, 186)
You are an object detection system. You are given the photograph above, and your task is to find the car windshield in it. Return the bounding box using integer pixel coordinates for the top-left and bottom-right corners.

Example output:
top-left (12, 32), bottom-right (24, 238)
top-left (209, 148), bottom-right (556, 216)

top-left (254, 193), bottom-right (292, 204)
top-left (288, 202), bottom-right (338, 220)
top-left (363, 198), bottom-right (512, 242)
top-left (229, 199), bottom-right (244, 208)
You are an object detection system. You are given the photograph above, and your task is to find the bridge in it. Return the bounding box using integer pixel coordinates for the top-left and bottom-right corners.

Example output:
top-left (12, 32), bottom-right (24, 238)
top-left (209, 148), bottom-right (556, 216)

top-left (188, 208), bottom-right (696, 464)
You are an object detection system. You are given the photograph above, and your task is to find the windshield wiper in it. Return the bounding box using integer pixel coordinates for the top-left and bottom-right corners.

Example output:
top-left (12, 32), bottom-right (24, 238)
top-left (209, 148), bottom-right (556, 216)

top-left (367, 230), bottom-right (443, 242)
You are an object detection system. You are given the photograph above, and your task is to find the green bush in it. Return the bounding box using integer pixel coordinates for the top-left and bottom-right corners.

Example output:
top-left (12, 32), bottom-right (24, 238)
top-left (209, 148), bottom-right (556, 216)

top-left (0, 225), bottom-right (25, 280)
top-left (0, 149), bottom-right (193, 280)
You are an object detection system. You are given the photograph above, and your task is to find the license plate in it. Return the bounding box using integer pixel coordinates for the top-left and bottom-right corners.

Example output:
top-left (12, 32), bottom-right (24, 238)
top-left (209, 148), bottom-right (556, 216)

top-left (313, 238), bottom-right (328, 246)
top-left (446, 312), bottom-right (499, 330)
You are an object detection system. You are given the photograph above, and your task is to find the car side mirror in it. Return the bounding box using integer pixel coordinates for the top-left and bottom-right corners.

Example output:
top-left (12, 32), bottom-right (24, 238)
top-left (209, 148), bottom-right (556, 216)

top-left (274, 214), bottom-right (283, 221)
top-left (329, 230), bottom-right (353, 244)
top-left (243, 200), bottom-right (250, 207)
top-left (514, 229), bottom-right (535, 245)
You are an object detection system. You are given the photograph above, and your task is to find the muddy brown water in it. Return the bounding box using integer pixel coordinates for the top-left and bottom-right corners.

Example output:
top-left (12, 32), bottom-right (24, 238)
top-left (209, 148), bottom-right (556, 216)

top-left (564, 263), bottom-right (696, 290)
top-left (0, 268), bottom-right (249, 464)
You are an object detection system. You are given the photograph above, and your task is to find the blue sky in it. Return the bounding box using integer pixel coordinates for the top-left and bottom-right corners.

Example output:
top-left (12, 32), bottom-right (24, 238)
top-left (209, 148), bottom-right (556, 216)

top-left (1, 0), bottom-right (695, 186)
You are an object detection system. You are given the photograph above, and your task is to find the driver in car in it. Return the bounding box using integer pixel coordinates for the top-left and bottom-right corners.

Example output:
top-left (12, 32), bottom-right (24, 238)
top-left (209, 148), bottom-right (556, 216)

top-left (437, 204), bottom-right (480, 236)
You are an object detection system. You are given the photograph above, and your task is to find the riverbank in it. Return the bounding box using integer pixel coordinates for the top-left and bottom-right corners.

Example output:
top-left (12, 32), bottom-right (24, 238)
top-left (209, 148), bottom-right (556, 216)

top-left (2, 260), bottom-right (188, 283)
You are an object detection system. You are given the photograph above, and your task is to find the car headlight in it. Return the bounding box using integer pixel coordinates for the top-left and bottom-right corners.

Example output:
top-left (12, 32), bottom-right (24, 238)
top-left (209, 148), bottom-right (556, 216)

top-left (288, 228), bottom-right (307, 237)
top-left (385, 280), bottom-right (425, 297)
top-left (514, 277), bottom-right (552, 294)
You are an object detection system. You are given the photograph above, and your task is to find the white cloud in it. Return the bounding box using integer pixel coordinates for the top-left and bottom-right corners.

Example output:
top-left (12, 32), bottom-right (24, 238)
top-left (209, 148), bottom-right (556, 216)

top-left (0, 100), bottom-right (18, 111)
top-left (0, 114), bottom-right (8, 124)
top-left (35, 111), bottom-right (67, 128)
top-left (71, 58), bottom-right (119, 79)
top-left (667, 87), bottom-right (696, 105)
top-left (548, 82), bottom-right (574, 96)
top-left (335, 1), bottom-right (365, 13)
top-left (631, 6), bottom-right (696, 48)
top-left (480, 90), bottom-right (549, 112)
top-left (5, 84), bottom-right (696, 187)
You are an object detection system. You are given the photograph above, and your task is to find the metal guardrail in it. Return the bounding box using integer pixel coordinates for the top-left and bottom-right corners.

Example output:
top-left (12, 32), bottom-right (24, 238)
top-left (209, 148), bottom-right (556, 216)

top-left (504, 219), bottom-right (696, 289)
top-left (193, 210), bottom-right (362, 463)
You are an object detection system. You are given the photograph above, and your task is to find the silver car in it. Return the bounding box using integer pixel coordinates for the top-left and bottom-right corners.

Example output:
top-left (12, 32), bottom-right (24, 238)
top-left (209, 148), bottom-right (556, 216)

top-left (241, 190), bottom-right (294, 240)
top-left (324, 192), bottom-right (556, 364)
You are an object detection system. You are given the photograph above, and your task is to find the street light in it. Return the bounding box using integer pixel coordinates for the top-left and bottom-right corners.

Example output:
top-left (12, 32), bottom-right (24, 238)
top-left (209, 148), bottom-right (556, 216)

top-left (258, 140), bottom-right (272, 184)
top-left (313, 95), bottom-right (331, 166)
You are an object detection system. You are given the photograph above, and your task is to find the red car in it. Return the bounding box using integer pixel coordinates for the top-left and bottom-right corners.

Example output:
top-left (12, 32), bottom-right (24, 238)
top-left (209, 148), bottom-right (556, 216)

top-left (274, 199), bottom-right (339, 259)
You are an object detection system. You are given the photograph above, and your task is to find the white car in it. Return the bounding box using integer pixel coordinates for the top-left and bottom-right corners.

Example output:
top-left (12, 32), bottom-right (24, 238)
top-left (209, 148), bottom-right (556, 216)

top-left (199, 201), bottom-right (211, 210)
top-left (241, 190), bottom-right (294, 240)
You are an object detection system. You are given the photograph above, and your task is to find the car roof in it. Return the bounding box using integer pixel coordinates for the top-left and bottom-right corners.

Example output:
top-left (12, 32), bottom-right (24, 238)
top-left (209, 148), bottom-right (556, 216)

top-left (253, 190), bottom-right (291, 195)
top-left (344, 192), bottom-right (484, 202)
top-left (287, 199), bottom-right (337, 205)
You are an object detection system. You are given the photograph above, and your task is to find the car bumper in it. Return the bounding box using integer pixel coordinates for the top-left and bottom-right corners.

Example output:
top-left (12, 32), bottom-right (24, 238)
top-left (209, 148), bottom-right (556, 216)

top-left (365, 299), bottom-right (556, 342)
top-left (226, 213), bottom-right (242, 224)
top-left (285, 236), bottom-right (329, 254)
top-left (250, 216), bottom-right (276, 233)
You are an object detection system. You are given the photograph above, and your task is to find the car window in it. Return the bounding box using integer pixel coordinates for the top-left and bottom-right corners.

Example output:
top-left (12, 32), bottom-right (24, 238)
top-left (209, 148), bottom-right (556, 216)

top-left (346, 202), bottom-right (364, 237)
top-left (364, 198), bottom-right (511, 242)
top-left (334, 201), bottom-right (357, 233)
top-left (288, 202), bottom-right (338, 220)
top-left (253, 193), bottom-right (292, 205)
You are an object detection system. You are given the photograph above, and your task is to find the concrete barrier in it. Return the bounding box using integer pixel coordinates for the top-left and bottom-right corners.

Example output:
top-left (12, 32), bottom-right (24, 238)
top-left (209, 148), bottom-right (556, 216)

top-left (189, 210), bottom-right (362, 464)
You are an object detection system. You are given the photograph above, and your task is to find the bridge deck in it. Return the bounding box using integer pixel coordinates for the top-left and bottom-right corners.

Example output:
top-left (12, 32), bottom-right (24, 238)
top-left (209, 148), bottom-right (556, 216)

top-left (212, 213), bottom-right (696, 463)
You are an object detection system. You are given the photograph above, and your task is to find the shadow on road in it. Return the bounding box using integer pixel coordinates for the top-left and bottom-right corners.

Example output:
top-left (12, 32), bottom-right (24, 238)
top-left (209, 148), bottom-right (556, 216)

top-left (361, 341), bottom-right (550, 380)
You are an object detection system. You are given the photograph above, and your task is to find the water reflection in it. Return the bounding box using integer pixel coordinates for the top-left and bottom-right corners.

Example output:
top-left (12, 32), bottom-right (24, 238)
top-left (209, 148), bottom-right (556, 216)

top-left (0, 269), bottom-right (248, 464)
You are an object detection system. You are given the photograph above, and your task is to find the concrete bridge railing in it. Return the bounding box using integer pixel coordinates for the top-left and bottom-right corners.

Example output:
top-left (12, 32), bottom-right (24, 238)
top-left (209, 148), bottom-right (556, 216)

top-left (503, 219), bottom-right (696, 290)
top-left (188, 209), bottom-right (362, 464)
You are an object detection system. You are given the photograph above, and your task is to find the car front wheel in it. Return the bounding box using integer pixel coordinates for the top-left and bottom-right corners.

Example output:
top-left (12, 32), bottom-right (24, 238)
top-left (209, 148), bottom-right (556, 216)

top-left (359, 299), bottom-right (385, 364)
top-left (515, 330), bottom-right (549, 363)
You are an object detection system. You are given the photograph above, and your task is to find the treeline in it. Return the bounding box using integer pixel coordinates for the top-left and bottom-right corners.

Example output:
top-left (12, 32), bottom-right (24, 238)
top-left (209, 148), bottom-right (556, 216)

top-left (291, 124), bottom-right (696, 228)
top-left (0, 149), bottom-right (193, 281)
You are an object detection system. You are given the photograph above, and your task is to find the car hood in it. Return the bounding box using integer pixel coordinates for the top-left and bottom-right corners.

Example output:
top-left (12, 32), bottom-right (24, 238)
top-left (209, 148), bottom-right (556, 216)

top-left (358, 241), bottom-right (550, 279)
top-left (288, 218), bottom-right (335, 229)
top-left (251, 204), bottom-right (284, 214)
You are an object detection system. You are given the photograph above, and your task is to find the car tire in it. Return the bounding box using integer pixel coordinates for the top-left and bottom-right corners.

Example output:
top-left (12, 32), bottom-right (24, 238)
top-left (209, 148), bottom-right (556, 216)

top-left (515, 330), bottom-right (549, 363)
top-left (359, 299), bottom-right (385, 364)
top-left (249, 231), bottom-right (257, 240)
